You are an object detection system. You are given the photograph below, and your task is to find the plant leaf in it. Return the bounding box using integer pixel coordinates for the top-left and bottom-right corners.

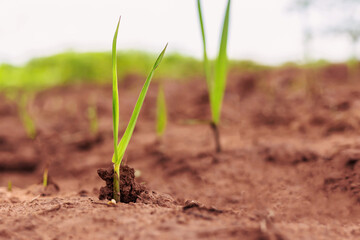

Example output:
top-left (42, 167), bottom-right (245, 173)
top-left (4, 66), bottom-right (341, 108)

top-left (112, 17), bottom-right (121, 164)
top-left (88, 105), bottom-right (98, 135)
top-left (156, 83), bottom-right (167, 136)
top-left (197, 0), bottom-right (212, 91)
top-left (212, 0), bottom-right (231, 125)
top-left (19, 94), bottom-right (36, 139)
top-left (112, 43), bottom-right (168, 165)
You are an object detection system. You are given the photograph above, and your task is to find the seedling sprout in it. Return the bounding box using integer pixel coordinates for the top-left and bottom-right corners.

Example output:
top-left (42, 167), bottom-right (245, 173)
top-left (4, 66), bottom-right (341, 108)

top-left (7, 181), bottom-right (12, 192)
top-left (18, 94), bottom-right (37, 139)
top-left (88, 104), bottom-right (98, 136)
top-left (197, 0), bottom-right (231, 152)
top-left (156, 83), bottom-right (167, 137)
top-left (43, 168), bottom-right (48, 188)
top-left (111, 17), bottom-right (167, 202)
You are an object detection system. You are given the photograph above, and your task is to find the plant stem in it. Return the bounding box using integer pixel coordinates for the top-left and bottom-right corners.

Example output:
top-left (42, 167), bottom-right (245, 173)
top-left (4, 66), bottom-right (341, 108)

top-left (43, 168), bottom-right (48, 188)
top-left (210, 122), bottom-right (221, 153)
top-left (7, 181), bottom-right (12, 192)
top-left (113, 164), bottom-right (121, 202)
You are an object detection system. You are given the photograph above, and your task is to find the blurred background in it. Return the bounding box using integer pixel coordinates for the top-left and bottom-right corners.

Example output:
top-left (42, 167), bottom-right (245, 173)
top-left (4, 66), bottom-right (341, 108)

top-left (0, 0), bottom-right (359, 90)
top-left (1, 0), bottom-right (360, 63)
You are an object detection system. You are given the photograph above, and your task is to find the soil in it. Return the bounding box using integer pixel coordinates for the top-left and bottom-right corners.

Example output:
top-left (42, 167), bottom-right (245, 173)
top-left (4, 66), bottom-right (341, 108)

top-left (97, 165), bottom-right (145, 203)
top-left (1, 65), bottom-right (360, 239)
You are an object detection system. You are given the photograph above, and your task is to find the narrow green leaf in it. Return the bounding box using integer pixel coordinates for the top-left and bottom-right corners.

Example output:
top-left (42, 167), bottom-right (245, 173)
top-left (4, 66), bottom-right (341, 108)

top-left (197, 0), bottom-right (212, 90)
top-left (88, 105), bottom-right (98, 135)
top-left (7, 181), bottom-right (12, 192)
top-left (21, 113), bottom-right (36, 139)
top-left (43, 168), bottom-right (48, 188)
top-left (156, 83), bottom-right (167, 136)
top-left (154, 43), bottom-right (168, 69)
top-left (19, 94), bottom-right (36, 139)
top-left (112, 17), bottom-right (121, 164)
top-left (212, 0), bottom-right (231, 124)
top-left (112, 43), bottom-right (168, 165)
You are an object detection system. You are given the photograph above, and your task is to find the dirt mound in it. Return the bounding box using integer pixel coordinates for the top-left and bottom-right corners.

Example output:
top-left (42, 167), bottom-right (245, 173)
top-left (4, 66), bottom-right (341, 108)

top-left (257, 144), bottom-right (318, 165)
top-left (324, 173), bottom-right (360, 202)
top-left (97, 165), bottom-right (145, 203)
top-left (323, 146), bottom-right (360, 202)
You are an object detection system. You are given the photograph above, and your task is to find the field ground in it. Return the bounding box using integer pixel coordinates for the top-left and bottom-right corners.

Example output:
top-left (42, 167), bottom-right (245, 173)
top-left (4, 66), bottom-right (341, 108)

top-left (1, 64), bottom-right (360, 239)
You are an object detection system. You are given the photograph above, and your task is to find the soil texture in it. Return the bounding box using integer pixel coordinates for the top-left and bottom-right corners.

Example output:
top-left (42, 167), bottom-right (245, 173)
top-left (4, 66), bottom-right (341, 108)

top-left (1, 65), bottom-right (360, 239)
top-left (97, 165), bottom-right (145, 203)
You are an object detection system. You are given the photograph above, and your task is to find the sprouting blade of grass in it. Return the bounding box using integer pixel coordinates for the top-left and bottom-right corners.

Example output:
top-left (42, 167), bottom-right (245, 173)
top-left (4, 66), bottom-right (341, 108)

top-left (22, 114), bottom-right (36, 139)
top-left (197, 0), bottom-right (211, 91)
top-left (88, 105), bottom-right (98, 135)
top-left (112, 17), bottom-right (121, 165)
top-left (7, 181), bottom-right (12, 192)
top-left (156, 84), bottom-right (167, 137)
top-left (19, 94), bottom-right (36, 139)
top-left (43, 168), bottom-right (48, 188)
top-left (112, 43), bottom-right (168, 165)
top-left (212, 0), bottom-right (231, 125)
top-left (197, 0), bottom-right (231, 125)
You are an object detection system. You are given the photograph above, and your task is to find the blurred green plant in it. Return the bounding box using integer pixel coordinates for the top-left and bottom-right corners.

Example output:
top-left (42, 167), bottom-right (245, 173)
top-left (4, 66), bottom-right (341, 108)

top-left (43, 168), bottom-right (48, 188)
top-left (0, 52), bottom-right (202, 92)
top-left (87, 104), bottom-right (98, 136)
top-left (111, 18), bottom-right (167, 202)
top-left (346, 57), bottom-right (359, 81)
top-left (18, 94), bottom-right (37, 139)
top-left (0, 52), bottom-right (271, 93)
top-left (156, 83), bottom-right (167, 137)
top-left (197, 0), bottom-right (231, 152)
top-left (288, 0), bottom-right (315, 62)
top-left (7, 181), bottom-right (12, 192)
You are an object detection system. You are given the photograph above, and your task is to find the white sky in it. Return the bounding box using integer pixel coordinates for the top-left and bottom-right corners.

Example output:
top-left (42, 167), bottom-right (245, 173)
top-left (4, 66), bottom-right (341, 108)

top-left (0, 0), bottom-right (357, 65)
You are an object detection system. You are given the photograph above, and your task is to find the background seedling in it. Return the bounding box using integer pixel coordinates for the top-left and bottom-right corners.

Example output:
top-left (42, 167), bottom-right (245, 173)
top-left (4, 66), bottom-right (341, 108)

top-left (288, 0), bottom-right (314, 62)
top-left (7, 181), bottom-right (12, 192)
top-left (87, 104), bottom-right (98, 136)
top-left (35, 133), bottom-right (52, 189)
top-left (347, 57), bottom-right (359, 82)
top-left (2, 91), bottom-right (34, 139)
top-left (111, 17), bottom-right (167, 202)
top-left (18, 93), bottom-right (37, 139)
top-left (43, 167), bottom-right (48, 188)
top-left (4, 91), bottom-right (37, 139)
top-left (197, 0), bottom-right (231, 152)
top-left (156, 83), bottom-right (167, 137)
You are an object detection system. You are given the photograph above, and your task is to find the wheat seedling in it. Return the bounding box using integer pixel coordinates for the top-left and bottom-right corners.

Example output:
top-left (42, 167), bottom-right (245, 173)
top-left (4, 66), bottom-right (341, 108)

top-left (197, 0), bottom-right (231, 152)
top-left (111, 17), bottom-right (167, 202)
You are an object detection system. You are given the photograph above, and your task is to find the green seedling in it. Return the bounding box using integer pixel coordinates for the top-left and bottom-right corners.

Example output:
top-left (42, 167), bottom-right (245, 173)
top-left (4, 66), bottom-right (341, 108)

top-left (347, 57), bottom-right (358, 82)
top-left (42, 159), bottom-right (50, 189)
top-left (18, 94), bottom-right (37, 139)
top-left (7, 181), bottom-right (12, 192)
top-left (43, 168), bottom-right (48, 188)
top-left (111, 17), bottom-right (167, 202)
top-left (156, 83), bottom-right (167, 137)
top-left (87, 104), bottom-right (98, 136)
top-left (304, 68), bottom-right (322, 103)
top-left (197, 0), bottom-right (231, 152)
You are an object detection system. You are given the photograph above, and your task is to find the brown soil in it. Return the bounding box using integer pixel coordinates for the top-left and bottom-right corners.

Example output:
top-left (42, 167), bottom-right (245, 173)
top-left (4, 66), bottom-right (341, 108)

top-left (97, 165), bottom-right (145, 203)
top-left (1, 65), bottom-right (360, 239)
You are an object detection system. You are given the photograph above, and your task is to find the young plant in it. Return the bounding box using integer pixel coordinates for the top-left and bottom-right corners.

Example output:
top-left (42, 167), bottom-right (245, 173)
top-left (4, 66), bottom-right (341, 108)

top-left (156, 83), bottom-right (167, 137)
top-left (18, 94), bottom-right (37, 139)
top-left (43, 168), bottom-right (48, 188)
top-left (87, 104), bottom-right (98, 136)
top-left (197, 0), bottom-right (231, 152)
top-left (111, 18), bottom-right (167, 202)
top-left (7, 181), bottom-right (12, 192)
